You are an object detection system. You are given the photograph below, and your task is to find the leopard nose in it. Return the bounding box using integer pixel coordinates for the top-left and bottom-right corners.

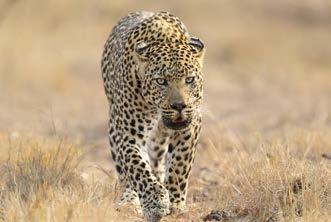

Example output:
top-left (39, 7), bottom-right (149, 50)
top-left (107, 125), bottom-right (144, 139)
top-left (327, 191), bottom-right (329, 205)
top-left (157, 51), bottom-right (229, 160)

top-left (170, 102), bottom-right (186, 112)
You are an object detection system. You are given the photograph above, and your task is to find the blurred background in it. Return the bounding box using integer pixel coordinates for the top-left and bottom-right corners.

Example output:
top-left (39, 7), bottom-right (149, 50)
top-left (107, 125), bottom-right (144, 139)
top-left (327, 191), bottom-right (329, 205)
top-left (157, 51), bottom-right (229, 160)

top-left (1, 0), bottom-right (330, 142)
top-left (0, 0), bottom-right (330, 220)
top-left (1, 0), bottom-right (331, 168)
top-left (0, 0), bottom-right (330, 162)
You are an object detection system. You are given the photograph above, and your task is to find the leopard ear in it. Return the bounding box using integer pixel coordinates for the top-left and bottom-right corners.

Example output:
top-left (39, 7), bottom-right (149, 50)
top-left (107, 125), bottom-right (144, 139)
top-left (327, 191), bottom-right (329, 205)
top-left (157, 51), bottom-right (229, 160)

top-left (189, 37), bottom-right (205, 66)
top-left (189, 37), bottom-right (205, 57)
top-left (135, 41), bottom-right (150, 62)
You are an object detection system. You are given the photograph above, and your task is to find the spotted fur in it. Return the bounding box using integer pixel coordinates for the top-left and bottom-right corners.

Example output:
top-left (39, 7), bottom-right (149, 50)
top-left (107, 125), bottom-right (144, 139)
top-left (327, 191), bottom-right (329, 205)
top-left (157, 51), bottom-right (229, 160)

top-left (101, 11), bottom-right (205, 222)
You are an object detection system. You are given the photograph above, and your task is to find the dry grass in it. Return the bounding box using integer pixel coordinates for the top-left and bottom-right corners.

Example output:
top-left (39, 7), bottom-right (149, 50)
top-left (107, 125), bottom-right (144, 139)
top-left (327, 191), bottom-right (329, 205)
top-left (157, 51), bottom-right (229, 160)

top-left (0, 0), bottom-right (330, 221)
top-left (0, 130), bottom-right (329, 221)
top-left (205, 133), bottom-right (329, 221)
top-left (0, 133), bottom-right (143, 222)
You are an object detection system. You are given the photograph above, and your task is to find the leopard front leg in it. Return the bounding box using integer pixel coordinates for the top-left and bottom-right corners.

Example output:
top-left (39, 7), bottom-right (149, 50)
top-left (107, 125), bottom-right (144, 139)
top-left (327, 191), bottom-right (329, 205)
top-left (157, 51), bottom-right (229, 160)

top-left (148, 124), bottom-right (170, 183)
top-left (118, 138), bottom-right (170, 222)
top-left (165, 118), bottom-right (201, 214)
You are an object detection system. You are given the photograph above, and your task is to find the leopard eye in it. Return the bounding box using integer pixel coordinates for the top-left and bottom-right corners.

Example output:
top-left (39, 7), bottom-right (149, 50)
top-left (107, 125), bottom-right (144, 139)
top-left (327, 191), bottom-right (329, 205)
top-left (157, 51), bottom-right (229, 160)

top-left (155, 78), bottom-right (168, 86)
top-left (185, 76), bottom-right (195, 84)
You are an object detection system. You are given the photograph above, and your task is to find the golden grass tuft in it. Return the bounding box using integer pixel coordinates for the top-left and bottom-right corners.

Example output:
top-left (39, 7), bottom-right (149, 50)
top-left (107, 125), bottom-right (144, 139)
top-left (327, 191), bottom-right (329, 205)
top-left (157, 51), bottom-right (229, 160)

top-left (218, 146), bottom-right (328, 221)
top-left (195, 128), bottom-right (330, 222)
top-left (0, 133), bottom-right (142, 222)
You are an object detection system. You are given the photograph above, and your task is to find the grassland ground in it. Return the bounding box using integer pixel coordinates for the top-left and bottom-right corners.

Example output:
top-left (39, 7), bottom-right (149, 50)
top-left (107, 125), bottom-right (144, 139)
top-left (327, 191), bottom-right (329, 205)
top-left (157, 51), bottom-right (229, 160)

top-left (0, 0), bottom-right (330, 221)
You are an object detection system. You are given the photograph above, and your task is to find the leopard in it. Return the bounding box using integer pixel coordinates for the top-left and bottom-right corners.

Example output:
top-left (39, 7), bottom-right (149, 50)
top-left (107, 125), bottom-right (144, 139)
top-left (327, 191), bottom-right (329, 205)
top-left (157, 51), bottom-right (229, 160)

top-left (101, 11), bottom-right (205, 222)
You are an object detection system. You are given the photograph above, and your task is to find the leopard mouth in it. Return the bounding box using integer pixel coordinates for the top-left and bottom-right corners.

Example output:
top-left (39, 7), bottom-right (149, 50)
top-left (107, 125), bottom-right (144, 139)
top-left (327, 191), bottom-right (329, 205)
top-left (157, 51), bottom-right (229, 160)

top-left (162, 115), bottom-right (191, 130)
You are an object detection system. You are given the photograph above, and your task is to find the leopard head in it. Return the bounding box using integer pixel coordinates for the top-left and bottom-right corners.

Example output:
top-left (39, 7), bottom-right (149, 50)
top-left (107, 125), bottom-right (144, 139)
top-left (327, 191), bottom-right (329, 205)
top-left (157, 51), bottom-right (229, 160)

top-left (135, 37), bottom-right (205, 130)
